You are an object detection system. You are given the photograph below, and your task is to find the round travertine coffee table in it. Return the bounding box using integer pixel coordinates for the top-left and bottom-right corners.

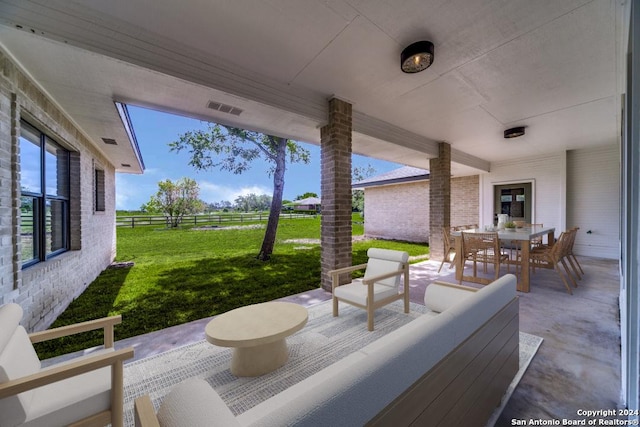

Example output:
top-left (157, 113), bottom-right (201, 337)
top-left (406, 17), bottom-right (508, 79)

top-left (205, 301), bottom-right (308, 377)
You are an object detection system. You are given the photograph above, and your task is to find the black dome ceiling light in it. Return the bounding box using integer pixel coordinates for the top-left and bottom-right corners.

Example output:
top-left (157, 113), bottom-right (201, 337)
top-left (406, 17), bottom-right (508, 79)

top-left (504, 126), bottom-right (526, 139)
top-left (401, 41), bottom-right (434, 73)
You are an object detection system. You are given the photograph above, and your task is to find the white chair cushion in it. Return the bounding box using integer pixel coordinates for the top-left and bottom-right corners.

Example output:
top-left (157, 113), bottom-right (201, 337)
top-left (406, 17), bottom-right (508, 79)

top-left (21, 361), bottom-right (112, 427)
top-left (364, 248), bottom-right (409, 288)
top-left (157, 378), bottom-right (239, 427)
top-left (334, 281), bottom-right (399, 306)
top-left (423, 283), bottom-right (477, 313)
top-left (0, 303), bottom-right (36, 427)
top-left (366, 248), bottom-right (409, 263)
top-left (0, 304), bottom-right (23, 352)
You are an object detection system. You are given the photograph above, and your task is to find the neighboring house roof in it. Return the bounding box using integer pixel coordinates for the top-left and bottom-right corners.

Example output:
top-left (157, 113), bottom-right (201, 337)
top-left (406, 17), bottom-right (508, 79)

top-left (293, 197), bottom-right (321, 205)
top-left (353, 166), bottom-right (429, 189)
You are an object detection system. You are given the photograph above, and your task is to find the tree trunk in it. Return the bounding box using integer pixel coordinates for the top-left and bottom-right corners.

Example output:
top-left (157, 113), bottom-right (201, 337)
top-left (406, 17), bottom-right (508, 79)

top-left (257, 137), bottom-right (287, 261)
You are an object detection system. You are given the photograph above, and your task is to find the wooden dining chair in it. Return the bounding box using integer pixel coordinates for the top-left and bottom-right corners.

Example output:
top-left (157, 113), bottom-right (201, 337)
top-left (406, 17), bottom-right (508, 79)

top-left (438, 227), bottom-right (457, 273)
top-left (459, 231), bottom-right (509, 285)
top-left (527, 224), bottom-right (546, 248)
top-left (566, 227), bottom-right (585, 277)
top-left (513, 223), bottom-right (545, 276)
top-left (529, 231), bottom-right (576, 294)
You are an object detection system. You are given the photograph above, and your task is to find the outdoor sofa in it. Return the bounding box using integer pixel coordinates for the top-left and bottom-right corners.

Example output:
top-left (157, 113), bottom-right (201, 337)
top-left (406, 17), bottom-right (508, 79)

top-left (136, 273), bottom-right (519, 426)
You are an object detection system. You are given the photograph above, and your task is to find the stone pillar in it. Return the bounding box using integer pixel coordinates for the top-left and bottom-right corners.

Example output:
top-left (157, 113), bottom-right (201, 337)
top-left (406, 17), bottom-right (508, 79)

top-left (429, 142), bottom-right (451, 261)
top-left (320, 98), bottom-right (352, 291)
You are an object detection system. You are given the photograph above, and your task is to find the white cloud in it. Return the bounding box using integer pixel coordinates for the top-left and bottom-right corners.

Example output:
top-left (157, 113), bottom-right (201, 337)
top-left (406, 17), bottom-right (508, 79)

top-left (199, 181), bottom-right (271, 203)
top-left (115, 175), bottom-right (140, 210)
top-left (142, 167), bottom-right (161, 176)
top-left (115, 174), bottom-right (159, 210)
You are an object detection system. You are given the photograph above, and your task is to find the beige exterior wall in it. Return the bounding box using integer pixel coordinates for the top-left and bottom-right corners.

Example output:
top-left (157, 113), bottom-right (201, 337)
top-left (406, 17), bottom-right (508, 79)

top-left (363, 175), bottom-right (479, 243)
top-left (364, 181), bottom-right (430, 243)
top-left (451, 175), bottom-right (480, 228)
top-left (0, 49), bottom-right (117, 331)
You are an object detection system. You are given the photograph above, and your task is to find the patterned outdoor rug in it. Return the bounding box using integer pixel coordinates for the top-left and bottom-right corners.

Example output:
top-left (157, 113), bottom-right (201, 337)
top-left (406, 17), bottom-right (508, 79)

top-left (122, 300), bottom-right (542, 426)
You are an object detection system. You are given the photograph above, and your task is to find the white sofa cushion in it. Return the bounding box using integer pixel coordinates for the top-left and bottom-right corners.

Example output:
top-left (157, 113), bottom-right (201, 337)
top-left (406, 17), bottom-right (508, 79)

top-left (157, 378), bottom-right (239, 427)
top-left (445, 274), bottom-right (517, 345)
top-left (238, 312), bottom-right (458, 427)
top-left (238, 274), bottom-right (517, 427)
top-left (237, 351), bottom-right (371, 427)
top-left (423, 282), bottom-right (477, 313)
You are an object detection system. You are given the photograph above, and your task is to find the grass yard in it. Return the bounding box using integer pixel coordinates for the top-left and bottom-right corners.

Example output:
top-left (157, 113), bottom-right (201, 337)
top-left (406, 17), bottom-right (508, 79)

top-left (35, 216), bottom-right (429, 359)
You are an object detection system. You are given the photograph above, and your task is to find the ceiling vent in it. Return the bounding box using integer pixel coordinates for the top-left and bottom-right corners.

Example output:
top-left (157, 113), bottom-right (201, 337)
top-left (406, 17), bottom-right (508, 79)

top-left (102, 138), bottom-right (118, 145)
top-left (207, 101), bottom-right (243, 116)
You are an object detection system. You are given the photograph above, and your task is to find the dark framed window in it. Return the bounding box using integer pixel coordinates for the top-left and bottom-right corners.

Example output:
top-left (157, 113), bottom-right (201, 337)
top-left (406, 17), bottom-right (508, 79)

top-left (19, 120), bottom-right (70, 267)
top-left (95, 168), bottom-right (105, 212)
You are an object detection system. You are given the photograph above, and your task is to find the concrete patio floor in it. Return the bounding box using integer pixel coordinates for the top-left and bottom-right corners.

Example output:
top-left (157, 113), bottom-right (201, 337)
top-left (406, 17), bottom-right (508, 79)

top-left (112, 255), bottom-right (622, 425)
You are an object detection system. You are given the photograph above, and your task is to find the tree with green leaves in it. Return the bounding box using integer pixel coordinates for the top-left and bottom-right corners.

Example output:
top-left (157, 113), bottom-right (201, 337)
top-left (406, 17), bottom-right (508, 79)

top-left (294, 192), bottom-right (318, 200)
top-left (170, 124), bottom-right (310, 260)
top-left (352, 164), bottom-right (376, 213)
top-left (142, 178), bottom-right (203, 227)
top-left (234, 193), bottom-right (272, 212)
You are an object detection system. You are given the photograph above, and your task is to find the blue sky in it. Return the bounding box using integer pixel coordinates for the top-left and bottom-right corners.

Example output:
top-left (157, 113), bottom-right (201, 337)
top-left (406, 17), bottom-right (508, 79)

top-left (115, 106), bottom-right (402, 210)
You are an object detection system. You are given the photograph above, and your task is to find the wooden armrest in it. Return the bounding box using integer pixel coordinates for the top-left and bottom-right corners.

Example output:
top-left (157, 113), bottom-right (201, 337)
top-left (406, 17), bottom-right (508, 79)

top-left (0, 347), bottom-right (134, 399)
top-left (135, 395), bottom-right (161, 427)
top-left (328, 263), bottom-right (368, 276)
top-left (361, 264), bottom-right (408, 285)
top-left (29, 315), bottom-right (122, 348)
top-left (330, 263), bottom-right (369, 290)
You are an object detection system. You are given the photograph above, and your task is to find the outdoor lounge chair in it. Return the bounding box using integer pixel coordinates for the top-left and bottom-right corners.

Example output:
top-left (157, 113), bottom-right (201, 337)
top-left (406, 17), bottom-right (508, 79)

top-left (330, 248), bottom-right (410, 331)
top-left (0, 303), bottom-right (134, 427)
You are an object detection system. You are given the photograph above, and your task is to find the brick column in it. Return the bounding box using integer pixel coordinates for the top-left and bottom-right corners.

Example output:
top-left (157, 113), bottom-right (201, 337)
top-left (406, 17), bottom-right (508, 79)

top-left (429, 142), bottom-right (451, 261)
top-left (320, 98), bottom-right (352, 291)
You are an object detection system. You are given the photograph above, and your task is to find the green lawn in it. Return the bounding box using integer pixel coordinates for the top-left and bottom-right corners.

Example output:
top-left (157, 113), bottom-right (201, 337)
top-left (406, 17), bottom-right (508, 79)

top-left (34, 216), bottom-right (428, 359)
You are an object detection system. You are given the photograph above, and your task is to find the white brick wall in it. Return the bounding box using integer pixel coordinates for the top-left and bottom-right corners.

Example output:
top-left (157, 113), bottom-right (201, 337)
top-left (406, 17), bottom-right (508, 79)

top-left (363, 175), bottom-right (479, 243)
top-left (0, 49), bottom-right (117, 331)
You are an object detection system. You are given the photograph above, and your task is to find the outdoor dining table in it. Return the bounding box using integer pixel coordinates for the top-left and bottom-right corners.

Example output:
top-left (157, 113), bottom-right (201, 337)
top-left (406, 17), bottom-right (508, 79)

top-left (451, 225), bottom-right (556, 292)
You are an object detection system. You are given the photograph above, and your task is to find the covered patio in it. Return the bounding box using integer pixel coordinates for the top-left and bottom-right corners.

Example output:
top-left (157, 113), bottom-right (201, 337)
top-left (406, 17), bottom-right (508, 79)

top-left (107, 255), bottom-right (621, 423)
top-left (0, 0), bottom-right (638, 421)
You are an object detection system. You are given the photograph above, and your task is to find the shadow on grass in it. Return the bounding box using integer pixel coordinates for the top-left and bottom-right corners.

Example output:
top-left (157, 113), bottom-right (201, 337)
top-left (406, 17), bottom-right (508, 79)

top-left (112, 244), bottom-right (421, 341)
top-left (120, 250), bottom-right (323, 335)
top-left (36, 240), bottom-right (427, 359)
top-left (36, 250), bottom-right (326, 358)
top-left (34, 265), bottom-right (131, 360)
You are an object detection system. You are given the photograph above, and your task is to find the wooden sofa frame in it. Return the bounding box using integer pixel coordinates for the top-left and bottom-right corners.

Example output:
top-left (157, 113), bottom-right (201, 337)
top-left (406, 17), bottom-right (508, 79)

top-left (367, 295), bottom-right (519, 426)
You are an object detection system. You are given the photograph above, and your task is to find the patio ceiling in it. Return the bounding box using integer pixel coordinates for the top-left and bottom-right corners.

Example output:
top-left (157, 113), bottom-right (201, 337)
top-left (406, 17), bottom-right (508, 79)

top-left (0, 0), bottom-right (620, 176)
